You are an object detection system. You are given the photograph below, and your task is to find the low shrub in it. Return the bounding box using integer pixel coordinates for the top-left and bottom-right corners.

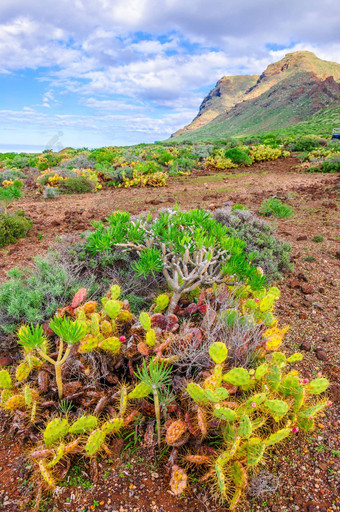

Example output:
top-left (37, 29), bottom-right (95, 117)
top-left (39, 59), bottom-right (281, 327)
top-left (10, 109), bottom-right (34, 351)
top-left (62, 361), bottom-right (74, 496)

top-left (213, 208), bottom-right (292, 281)
top-left (0, 211), bottom-right (32, 248)
top-left (60, 175), bottom-right (94, 194)
top-left (288, 135), bottom-right (326, 152)
top-left (259, 197), bottom-right (293, 219)
top-left (225, 147), bottom-right (252, 165)
top-left (0, 169), bottom-right (26, 185)
top-left (321, 157), bottom-right (340, 173)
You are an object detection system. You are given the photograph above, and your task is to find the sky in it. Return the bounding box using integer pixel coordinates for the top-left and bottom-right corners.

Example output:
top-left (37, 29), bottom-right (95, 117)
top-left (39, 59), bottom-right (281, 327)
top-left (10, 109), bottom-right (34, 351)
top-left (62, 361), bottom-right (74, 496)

top-left (1, 0), bottom-right (340, 150)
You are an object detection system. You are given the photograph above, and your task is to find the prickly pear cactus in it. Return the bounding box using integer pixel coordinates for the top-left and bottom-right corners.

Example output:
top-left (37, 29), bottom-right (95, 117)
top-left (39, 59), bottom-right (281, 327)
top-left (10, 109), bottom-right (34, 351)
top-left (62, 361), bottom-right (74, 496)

top-left (145, 329), bottom-right (156, 347)
top-left (213, 405), bottom-right (237, 421)
top-left (154, 294), bottom-right (169, 313)
top-left (4, 394), bottom-right (25, 410)
top-left (128, 382), bottom-right (152, 399)
top-left (307, 377), bottom-right (329, 395)
top-left (47, 443), bottom-right (65, 468)
top-left (68, 415), bottom-right (98, 435)
top-left (44, 418), bottom-right (69, 447)
top-left (186, 382), bottom-right (208, 403)
top-left (223, 368), bottom-right (250, 387)
top-left (265, 428), bottom-right (291, 446)
top-left (209, 342), bottom-right (228, 364)
top-left (85, 429), bottom-right (106, 456)
top-left (265, 365), bottom-right (281, 390)
top-left (166, 420), bottom-right (187, 445)
top-left (245, 437), bottom-right (266, 466)
top-left (110, 284), bottom-right (121, 300)
top-left (104, 300), bottom-right (121, 319)
top-left (38, 460), bottom-right (56, 489)
top-left (264, 399), bottom-right (289, 421)
top-left (16, 362), bottom-right (31, 382)
top-left (170, 465), bottom-right (188, 496)
top-left (237, 414), bottom-right (252, 439)
top-left (204, 387), bottom-right (229, 403)
top-left (139, 312), bottom-right (151, 331)
top-left (0, 370), bottom-right (12, 389)
top-left (101, 418), bottom-right (123, 435)
top-left (98, 336), bottom-right (121, 353)
top-left (79, 335), bottom-right (98, 353)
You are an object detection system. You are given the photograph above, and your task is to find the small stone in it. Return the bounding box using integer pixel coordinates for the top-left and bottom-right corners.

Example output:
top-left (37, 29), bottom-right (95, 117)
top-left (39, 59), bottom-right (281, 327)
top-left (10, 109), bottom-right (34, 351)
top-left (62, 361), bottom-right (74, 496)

top-left (314, 348), bottom-right (328, 361)
top-left (0, 355), bottom-right (13, 366)
top-left (296, 235), bottom-right (308, 241)
top-left (289, 279), bottom-right (300, 289)
top-left (300, 342), bottom-right (311, 352)
top-left (301, 284), bottom-right (315, 294)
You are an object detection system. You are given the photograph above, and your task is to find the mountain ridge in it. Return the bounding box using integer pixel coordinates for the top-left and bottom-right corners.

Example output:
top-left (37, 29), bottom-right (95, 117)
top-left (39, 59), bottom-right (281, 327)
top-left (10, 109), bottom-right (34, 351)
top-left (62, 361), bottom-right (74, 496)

top-left (172, 51), bottom-right (340, 139)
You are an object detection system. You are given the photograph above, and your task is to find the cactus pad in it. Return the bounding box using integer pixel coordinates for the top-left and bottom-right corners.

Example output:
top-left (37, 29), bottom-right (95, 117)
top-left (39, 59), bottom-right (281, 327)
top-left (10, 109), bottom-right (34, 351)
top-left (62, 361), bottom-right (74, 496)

top-left (154, 294), bottom-right (169, 313)
top-left (69, 415), bottom-right (98, 435)
top-left (185, 454), bottom-right (211, 465)
top-left (170, 465), bottom-right (188, 496)
top-left (99, 337), bottom-right (121, 353)
top-left (246, 437), bottom-right (266, 466)
top-left (79, 335), bottom-right (98, 353)
top-left (44, 418), bottom-right (69, 447)
top-left (0, 370), bottom-right (12, 389)
top-left (4, 394), bottom-right (25, 410)
top-left (166, 420), bottom-right (187, 445)
top-left (265, 365), bottom-right (281, 390)
top-left (104, 300), bottom-right (121, 319)
top-left (223, 368), bottom-right (250, 387)
top-left (139, 312), bottom-right (151, 331)
top-left (265, 428), bottom-right (291, 446)
top-left (128, 382), bottom-right (152, 399)
top-left (213, 405), bottom-right (236, 421)
top-left (264, 400), bottom-right (289, 421)
top-left (38, 460), bottom-right (56, 489)
top-left (255, 363), bottom-right (268, 381)
top-left (145, 329), bottom-right (156, 347)
top-left (307, 378), bottom-right (329, 395)
top-left (110, 284), bottom-right (121, 300)
top-left (186, 383), bottom-right (208, 403)
top-left (85, 429), bottom-right (106, 456)
top-left (237, 414), bottom-right (252, 439)
top-left (209, 342), bottom-right (228, 364)
top-left (16, 362), bottom-right (31, 382)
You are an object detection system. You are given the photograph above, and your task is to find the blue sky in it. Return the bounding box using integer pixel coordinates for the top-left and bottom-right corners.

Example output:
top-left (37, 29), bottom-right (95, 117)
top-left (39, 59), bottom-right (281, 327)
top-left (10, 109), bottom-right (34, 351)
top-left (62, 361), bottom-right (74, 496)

top-left (0, 0), bottom-right (340, 150)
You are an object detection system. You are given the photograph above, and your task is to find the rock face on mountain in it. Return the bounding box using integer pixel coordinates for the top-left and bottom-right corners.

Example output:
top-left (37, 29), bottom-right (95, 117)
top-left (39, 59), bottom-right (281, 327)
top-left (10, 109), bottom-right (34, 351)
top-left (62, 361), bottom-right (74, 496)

top-left (172, 51), bottom-right (340, 139)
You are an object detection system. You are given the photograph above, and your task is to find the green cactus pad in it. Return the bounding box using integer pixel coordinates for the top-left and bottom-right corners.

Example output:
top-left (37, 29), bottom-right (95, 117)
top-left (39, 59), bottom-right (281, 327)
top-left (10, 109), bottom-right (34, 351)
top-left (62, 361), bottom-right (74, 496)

top-left (104, 300), bottom-right (121, 319)
top-left (119, 386), bottom-right (128, 416)
top-left (110, 284), bottom-right (121, 300)
top-left (213, 405), bottom-right (236, 421)
top-left (223, 368), bottom-right (250, 386)
top-left (209, 342), bottom-right (228, 364)
top-left (47, 443), bottom-right (65, 468)
top-left (139, 312), bottom-right (151, 332)
top-left (279, 375), bottom-right (300, 396)
top-left (79, 335), bottom-right (98, 353)
top-left (245, 393), bottom-right (267, 409)
top-left (102, 418), bottom-right (123, 435)
top-left (99, 337), bottom-right (121, 353)
top-left (293, 385), bottom-right (305, 412)
top-left (298, 403), bottom-right (327, 418)
top-left (90, 313), bottom-right (100, 335)
top-left (15, 362), bottom-right (31, 382)
top-left (297, 416), bottom-right (314, 431)
top-left (154, 294), bottom-right (169, 313)
top-left (265, 365), bottom-right (281, 390)
top-left (307, 378), bottom-right (329, 395)
top-left (44, 418), bottom-right (69, 447)
top-left (255, 363), bottom-right (268, 381)
top-left (237, 415), bottom-right (252, 439)
top-left (204, 387), bottom-right (229, 403)
top-left (24, 385), bottom-right (33, 406)
top-left (85, 429), bottom-right (106, 456)
top-left (264, 400), bottom-right (289, 421)
top-left (215, 461), bottom-right (227, 499)
top-left (128, 382), bottom-right (152, 399)
top-left (287, 353), bottom-right (303, 363)
top-left (252, 416), bottom-right (267, 430)
top-left (146, 329), bottom-right (156, 347)
top-left (272, 352), bottom-right (287, 367)
top-left (265, 428), bottom-right (291, 446)
top-left (246, 437), bottom-right (266, 466)
top-left (230, 460), bottom-right (247, 489)
top-left (0, 370), bottom-right (12, 389)
top-left (68, 415), bottom-right (98, 435)
top-left (186, 382), bottom-right (208, 403)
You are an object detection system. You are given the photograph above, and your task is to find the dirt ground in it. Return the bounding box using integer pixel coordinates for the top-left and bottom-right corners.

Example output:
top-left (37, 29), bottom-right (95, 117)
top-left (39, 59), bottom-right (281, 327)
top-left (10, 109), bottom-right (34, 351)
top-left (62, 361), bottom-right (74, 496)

top-left (0, 156), bottom-right (339, 512)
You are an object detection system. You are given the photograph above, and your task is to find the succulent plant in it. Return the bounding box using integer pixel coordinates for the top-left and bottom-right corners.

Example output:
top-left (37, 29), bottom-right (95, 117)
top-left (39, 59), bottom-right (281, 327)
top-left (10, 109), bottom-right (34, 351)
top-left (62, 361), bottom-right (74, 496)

top-left (68, 415), bottom-right (98, 435)
top-left (44, 418), bottom-right (69, 447)
top-left (0, 370), bottom-right (12, 389)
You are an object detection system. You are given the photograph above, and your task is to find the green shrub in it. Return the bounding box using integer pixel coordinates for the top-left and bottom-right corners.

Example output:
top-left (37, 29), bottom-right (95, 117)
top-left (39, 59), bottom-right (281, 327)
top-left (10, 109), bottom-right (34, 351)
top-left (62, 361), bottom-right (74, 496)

top-left (0, 169), bottom-right (26, 185)
top-left (213, 208), bottom-right (292, 281)
top-left (312, 235), bottom-right (324, 243)
top-left (168, 157), bottom-right (195, 175)
top-left (0, 211), bottom-right (32, 248)
top-left (232, 204), bottom-right (248, 211)
top-left (320, 157), bottom-right (340, 173)
top-left (288, 136), bottom-right (325, 152)
top-left (225, 147), bottom-right (252, 165)
top-left (6, 155), bottom-right (29, 169)
top-left (60, 176), bottom-right (94, 194)
top-left (0, 180), bottom-right (23, 214)
top-left (0, 256), bottom-right (96, 334)
top-left (259, 197), bottom-right (293, 219)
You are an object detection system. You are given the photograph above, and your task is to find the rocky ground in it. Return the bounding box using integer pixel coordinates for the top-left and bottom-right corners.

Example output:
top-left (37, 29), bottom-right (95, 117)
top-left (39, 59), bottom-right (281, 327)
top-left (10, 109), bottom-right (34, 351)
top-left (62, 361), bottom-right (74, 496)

top-left (0, 156), bottom-right (339, 511)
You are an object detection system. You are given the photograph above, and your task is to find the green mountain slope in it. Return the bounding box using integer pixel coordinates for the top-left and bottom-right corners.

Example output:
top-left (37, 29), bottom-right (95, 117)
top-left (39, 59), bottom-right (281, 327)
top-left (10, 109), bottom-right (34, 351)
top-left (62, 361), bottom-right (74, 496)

top-left (171, 51), bottom-right (340, 141)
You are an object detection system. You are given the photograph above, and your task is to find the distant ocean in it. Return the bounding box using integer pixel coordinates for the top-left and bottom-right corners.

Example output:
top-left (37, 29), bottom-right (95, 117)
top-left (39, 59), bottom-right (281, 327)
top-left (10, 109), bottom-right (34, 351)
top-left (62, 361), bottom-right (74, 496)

top-left (0, 144), bottom-right (48, 153)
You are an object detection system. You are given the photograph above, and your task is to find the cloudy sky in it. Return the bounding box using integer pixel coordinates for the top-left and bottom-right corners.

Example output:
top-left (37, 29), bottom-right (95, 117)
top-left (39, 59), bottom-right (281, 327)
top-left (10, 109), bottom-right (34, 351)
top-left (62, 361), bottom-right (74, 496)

top-left (1, 0), bottom-right (340, 150)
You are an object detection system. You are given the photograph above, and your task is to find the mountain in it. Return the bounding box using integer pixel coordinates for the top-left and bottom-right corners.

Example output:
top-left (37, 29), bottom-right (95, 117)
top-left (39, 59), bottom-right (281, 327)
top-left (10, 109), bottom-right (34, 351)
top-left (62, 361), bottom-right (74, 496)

top-left (172, 51), bottom-right (340, 140)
